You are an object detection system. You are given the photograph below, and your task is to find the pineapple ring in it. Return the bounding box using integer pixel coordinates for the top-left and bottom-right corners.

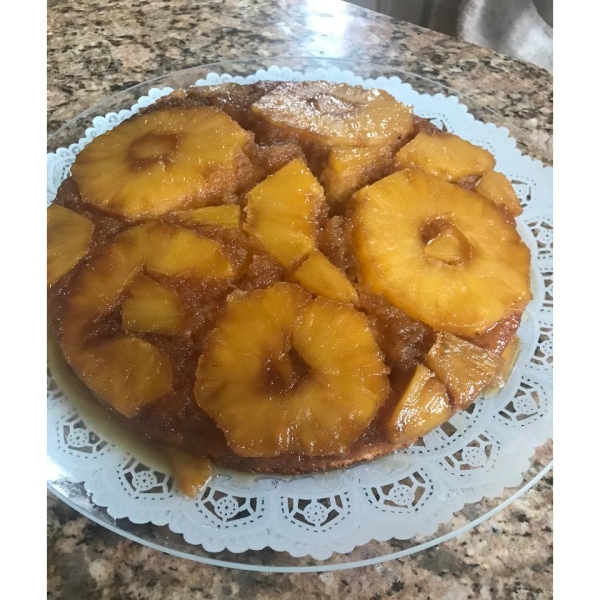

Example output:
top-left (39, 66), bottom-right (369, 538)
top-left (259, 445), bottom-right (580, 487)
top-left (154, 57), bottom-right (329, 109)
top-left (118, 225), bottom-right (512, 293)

top-left (71, 107), bottom-right (251, 219)
top-left (252, 81), bottom-right (414, 147)
top-left (353, 169), bottom-right (532, 336)
top-left (61, 222), bottom-right (235, 418)
top-left (195, 283), bottom-right (389, 458)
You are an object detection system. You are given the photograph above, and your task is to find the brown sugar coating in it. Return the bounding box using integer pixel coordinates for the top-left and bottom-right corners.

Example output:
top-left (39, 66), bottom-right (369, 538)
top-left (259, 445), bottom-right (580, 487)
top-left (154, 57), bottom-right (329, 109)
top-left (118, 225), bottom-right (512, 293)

top-left (48, 82), bottom-right (529, 474)
top-left (359, 293), bottom-right (435, 372)
top-left (238, 252), bottom-right (285, 291)
top-left (318, 215), bottom-right (355, 275)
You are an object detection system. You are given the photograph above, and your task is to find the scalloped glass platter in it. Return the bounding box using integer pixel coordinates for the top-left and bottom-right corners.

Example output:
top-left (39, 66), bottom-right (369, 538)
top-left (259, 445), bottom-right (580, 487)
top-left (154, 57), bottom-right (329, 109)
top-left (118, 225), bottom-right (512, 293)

top-left (47, 57), bottom-right (553, 572)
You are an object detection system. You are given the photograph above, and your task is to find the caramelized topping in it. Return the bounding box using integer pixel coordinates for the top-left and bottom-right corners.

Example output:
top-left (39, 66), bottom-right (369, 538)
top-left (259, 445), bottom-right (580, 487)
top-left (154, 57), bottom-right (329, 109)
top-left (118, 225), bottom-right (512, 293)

top-left (47, 82), bottom-right (529, 472)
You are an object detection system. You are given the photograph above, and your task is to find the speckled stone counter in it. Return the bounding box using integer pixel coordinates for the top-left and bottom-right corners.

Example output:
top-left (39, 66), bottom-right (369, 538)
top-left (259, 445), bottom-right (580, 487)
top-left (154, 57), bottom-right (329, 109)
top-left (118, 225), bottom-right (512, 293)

top-left (47, 1), bottom-right (553, 597)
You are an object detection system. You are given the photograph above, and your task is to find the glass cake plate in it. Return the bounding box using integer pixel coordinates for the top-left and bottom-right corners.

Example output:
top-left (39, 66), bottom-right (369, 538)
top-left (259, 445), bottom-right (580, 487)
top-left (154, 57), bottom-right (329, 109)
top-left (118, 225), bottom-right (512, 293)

top-left (47, 57), bottom-right (553, 572)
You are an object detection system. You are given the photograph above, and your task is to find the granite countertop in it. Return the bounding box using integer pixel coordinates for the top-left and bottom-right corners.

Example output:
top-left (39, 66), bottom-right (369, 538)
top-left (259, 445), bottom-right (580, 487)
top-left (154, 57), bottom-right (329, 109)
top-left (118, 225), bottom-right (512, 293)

top-left (47, 1), bottom-right (553, 597)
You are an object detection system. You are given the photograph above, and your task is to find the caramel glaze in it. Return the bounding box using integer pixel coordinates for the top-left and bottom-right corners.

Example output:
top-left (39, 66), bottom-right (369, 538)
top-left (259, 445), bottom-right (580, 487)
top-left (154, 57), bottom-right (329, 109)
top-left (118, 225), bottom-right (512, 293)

top-left (48, 83), bottom-right (523, 474)
top-left (48, 176), bottom-right (519, 474)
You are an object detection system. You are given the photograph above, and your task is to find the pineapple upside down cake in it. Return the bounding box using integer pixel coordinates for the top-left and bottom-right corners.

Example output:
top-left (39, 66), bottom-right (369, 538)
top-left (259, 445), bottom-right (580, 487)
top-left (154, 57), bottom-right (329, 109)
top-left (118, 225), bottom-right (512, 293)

top-left (47, 81), bottom-right (531, 491)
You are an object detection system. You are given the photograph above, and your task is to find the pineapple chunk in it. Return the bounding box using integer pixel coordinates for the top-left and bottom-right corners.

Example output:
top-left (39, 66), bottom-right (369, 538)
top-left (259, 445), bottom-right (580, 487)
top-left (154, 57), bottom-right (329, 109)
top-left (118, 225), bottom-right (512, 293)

top-left (252, 81), bottom-right (414, 147)
top-left (122, 274), bottom-right (183, 334)
top-left (352, 169), bottom-right (532, 336)
top-left (174, 205), bottom-right (241, 229)
top-left (71, 107), bottom-right (252, 219)
top-left (47, 205), bottom-right (94, 286)
top-left (385, 364), bottom-right (452, 444)
top-left (244, 159), bottom-right (325, 267)
top-left (165, 449), bottom-right (212, 498)
top-left (396, 131), bottom-right (495, 182)
top-left (485, 336), bottom-right (521, 391)
top-left (423, 226), bottom-right (467, 265)
top-left (320, 146), bottom-right (393, 205)
top-left (195, 283), bottom-right (388, 457)
top-left (425, 332), bottom-right (502, 409)
top-left (145, 223), bottom-right (234, 279)
top-left (75, 336), bottom-right (173, 418)
top-left (292, 250), bottom-right (358, 303)
top-left (475, 171), bottom-right (523, 217)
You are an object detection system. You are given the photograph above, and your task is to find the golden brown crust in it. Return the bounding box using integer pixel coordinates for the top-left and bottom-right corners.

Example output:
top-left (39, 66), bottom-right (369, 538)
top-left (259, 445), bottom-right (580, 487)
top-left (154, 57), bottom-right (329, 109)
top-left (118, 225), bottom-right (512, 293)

top-left (210, 439), bottom-right (402, 474)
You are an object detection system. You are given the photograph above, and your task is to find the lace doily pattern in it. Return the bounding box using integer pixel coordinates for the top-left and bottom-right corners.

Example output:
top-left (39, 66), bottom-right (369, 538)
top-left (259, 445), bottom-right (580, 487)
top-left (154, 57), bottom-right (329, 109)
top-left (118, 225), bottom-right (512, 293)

top-left (47, 66), bottom-right (553, 560)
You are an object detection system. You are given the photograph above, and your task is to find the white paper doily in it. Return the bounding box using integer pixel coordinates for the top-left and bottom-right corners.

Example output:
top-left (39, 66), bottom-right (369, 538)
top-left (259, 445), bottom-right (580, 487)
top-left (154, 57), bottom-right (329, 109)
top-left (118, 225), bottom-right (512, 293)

top-left (47, 66), bottom-right (553, 560)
